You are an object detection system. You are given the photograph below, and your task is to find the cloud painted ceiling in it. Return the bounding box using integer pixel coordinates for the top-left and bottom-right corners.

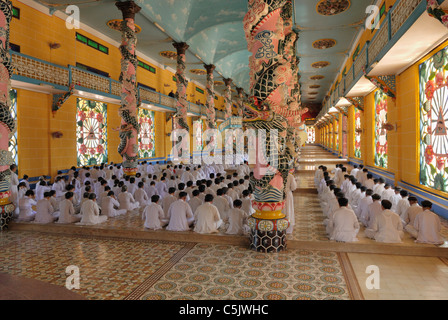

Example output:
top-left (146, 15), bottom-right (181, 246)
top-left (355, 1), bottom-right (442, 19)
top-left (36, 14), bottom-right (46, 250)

top-left (37, 0), bottom-right (376, 106)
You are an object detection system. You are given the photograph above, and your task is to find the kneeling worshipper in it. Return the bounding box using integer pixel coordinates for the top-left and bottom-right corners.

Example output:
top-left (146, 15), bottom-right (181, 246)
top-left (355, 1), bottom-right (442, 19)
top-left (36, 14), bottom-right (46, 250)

top-left (226, 199), bottom-right (250, 236)
top-left (77, 193), bottom-right (108, 225)
top-left (134, 182), bottom-right (150, 208)
top-left (102, 191), bottom-right (127, 218)
top-left (329, 197), bottom-right (360, 242)
top-left (361, 194), bottom-right (382, 228)
top-left (17, 190), bottom-right (37, 222)
top-left (188, 189), bottom-right (203, 214)
top-left (166, 192), bottom-right (194, 232)
top-left (408, 201), bottom-right (445, 245)
top-left (57, 192), bottom-right (82, 224)
top-left (194, 194), bottom-right (223, 234)
top-left (117, 185), bottom-right (140, 212)
top-left (212, 188), bottom-right (231, 223)
top-left (142, 195), bottom-right (168, 230)
top-left (364, 200), bottom-right (403, 243)
top-left (402, 196), bottom-right (422, 228)
top-left (33, 191), bottom-right (58, 224)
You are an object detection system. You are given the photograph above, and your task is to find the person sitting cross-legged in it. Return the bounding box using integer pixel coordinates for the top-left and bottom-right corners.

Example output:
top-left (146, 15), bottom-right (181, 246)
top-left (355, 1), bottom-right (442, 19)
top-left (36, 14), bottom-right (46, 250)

top-left (328, 197), bottom-right (359, 243)
top-left (364, 200), bottom-right (403, 243)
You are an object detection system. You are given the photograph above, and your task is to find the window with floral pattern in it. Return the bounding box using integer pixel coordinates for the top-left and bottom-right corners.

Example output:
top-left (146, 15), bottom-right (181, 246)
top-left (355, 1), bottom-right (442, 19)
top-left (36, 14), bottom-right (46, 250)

top-left (374, 90), bottom-right (388, 168)
top-left (138, 108), bottom-right (155, 159)
top-left (9, 89), bottom-right (18, 166)
top-left (335, 120), bottom-right (339, 151)
top-left (329, 123), bottom-right (333, 149)
top-left (194, 119), bottom-right (203, 151)
top-left (419, 46), bottom-right (448, 192)
top-left (354, 107), bottom-right (362, 159)
top-left (76, 98), bottom-right (108, 166)
top-left (306, 126), bottom-right (315, 143)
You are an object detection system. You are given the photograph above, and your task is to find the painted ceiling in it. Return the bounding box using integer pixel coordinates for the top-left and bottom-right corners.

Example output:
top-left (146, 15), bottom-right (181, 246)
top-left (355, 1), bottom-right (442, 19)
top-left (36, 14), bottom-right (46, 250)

top-left (36, 0), bottom-right (376, 111)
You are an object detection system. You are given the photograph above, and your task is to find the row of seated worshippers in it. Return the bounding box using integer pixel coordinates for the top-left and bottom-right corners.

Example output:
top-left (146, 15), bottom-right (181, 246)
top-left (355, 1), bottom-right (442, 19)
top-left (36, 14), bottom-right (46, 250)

top-left (315, 164), bottom-right (445, 245)
top-left (12, 161), bottom-right (263, 236)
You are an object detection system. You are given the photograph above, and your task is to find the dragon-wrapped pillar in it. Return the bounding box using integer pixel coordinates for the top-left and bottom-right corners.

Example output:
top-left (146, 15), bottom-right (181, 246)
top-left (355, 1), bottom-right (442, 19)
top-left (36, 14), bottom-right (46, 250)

top-left (223, 78), bottom-right (233, 120)
top-left (204, 64), bottom-right (216, 130)
top-left (243, 0), bottom-right (295, 252)
top-left (173, 42), bottom-right (190, 132)
top-left (0, 0), bottom-right (15, 231)
top-left (116, 0), bottom-right (141, 176)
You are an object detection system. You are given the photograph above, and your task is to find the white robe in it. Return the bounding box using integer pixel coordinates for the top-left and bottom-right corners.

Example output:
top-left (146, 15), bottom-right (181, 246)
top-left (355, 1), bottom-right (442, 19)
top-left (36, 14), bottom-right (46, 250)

top-left (226, 208), bottom-right (249, 235)
top-left (57, 199), bottom-right (81, 224)
top-left (77, 200), bottom-right (107, 225)
top-left (142, 203), bottom-right (166, 230)
top-left (161, 194), bottom-right (177, 218)
top-left (396, 197), bottom-right (410, 220)
top-left (17, 197), bottom-right (37, 222)
top-left (102, 196), bottom-right (127, 217)
top-left (363, 201), bottom-right (382, 228)
top-left (134, 188), bottom-right (150, 207)
top-left (166, 200), bottom-right (194, 232)
top-left (213, 196), bottom-right (231, 222)
top-left (117, 192), bottom-right (139, 211)
top-left (283, 173), bottom-right (297, 234)
top-left (188, 197), bottom-right (203, 215)
top-left (364, 209), bottom-right (403, 243)
top-left (155, 181), bottom-right (168, 199)
top-left (412, 210), bottom-right (444, 245)
top-left (193, 203), bottom-right (222, 234)
top-left (329, 207), bottom-right (359, 242)
top-left (34, 199), bottom-right (57, 224)
top-left (357, 196), bottom-right (373, 220)
top-left (241, 198), bottom-right (254, 216)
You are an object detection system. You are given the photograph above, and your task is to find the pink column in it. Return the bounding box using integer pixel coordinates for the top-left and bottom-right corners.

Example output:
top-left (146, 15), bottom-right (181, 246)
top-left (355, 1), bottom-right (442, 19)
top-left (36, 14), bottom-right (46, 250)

top-left (0, 0), bottom-right (16, 230)
top-left (223, 78), bottom-right (233, 120)
top-left (116, 0), bottom-right (141, 177)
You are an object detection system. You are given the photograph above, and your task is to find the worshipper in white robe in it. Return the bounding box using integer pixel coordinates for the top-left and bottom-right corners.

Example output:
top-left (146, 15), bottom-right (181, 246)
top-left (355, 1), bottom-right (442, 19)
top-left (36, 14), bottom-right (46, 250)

top-left (340, 175), bottom-right (351, 195)
top-left (142, 195), bottom-right (167, 230)
top-left (166, 192), bottom-right (194, 231)
top-left (117, 185), bottom-right (140, 211)
top-left (402, 197), bottom-right (422, 229)
top-left (102, 191), bottom-right (127, 217)
top-left (356, 189), bottom-right (373, 219)
top-left (334, 167), bottom-right (346, 188)
top-left (162, 187), bottom-right (177, 219)
top-left (33, 192), bottom-right (57, 224)
top-left (226, 183), bottom-right (239, 202)
top-left (381, 184), bottom-right (395, 202)
top-left (407, 201), bottom-right (444, 245)
top-left (17, 190), bottom-right (37, 222)
top-left (226, 199), bottom-right (249, 235)
top-left (57, 192), bottom-right (82, 224)
top-left (77, 193), bottom-right (108, 225)
top-left (134, 182), bottom-right (150, 208)
top-left (127, 177), bottom-right (138, 197)
top-left (241, 190), bottom-right (255, 216)
top-left (194, 194), bottom-right (222, 234)
top-left (155, 177), bottom-right (168, 199)
top-left (188, 190), bottom-right (203, 214)
top-left (283, 171), bottom-right (297, 234)
top-left (328, 198), bottom-right (359, 242)
top-left (49, 190), bottom-right (60, 213)
top-left (20, 175), bottom-right (30, 190)
top-left (361, 194), bottom-right (382, 228)
top-left (391, 187), bottom-right (402, 212)
top-left (350, 165), bottom-right (359, 180)
top-left (364, 174), bottom-right (375, 191)
top-left (221, 187), bottom-right (234, 209)
top-left (9, 164), bottom-right (19, 208)
top-left (396, 190), bottom-right (410, 222)
top-left (145, 180), bottom-right (159, 199)
top-left (364, 200), bottom-right (403, 243)
top-left (213, 188), bottom-right (231, 223)
top-left (348, 182), bottom-right (362, 212)
top-left (314, 165), bottom-right (324, 187)
top-left (358, 168), bottom-right (369, 186)
top-left (181, 167), bottom-right (194, 183)
top-left (324, 191), bottom-right (345, 233)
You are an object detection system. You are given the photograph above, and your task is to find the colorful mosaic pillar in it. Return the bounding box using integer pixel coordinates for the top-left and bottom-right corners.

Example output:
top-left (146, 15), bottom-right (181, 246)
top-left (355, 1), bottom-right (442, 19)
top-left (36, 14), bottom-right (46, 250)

top-left (173, 42), bottom-right (190, 132)
top-left (224, 78), bottom-right (233, 120)
top-left (236, 87), bottom-right (244, 118)
top-left (0, 0), bottom-right (15, 231)
top-left (243, 0), bottom-right (295, 253)
top-left (204, 64), bottom-right (216, 130)
top-left (116, 0), bottom-right (141, 176)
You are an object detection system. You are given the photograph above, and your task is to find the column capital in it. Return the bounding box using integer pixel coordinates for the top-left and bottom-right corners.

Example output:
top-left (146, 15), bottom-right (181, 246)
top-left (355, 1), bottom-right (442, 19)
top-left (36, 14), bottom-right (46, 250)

top-left (223, 78), bottom-right (232, 87)
top-left (172, 42), bottom-right (189, 55)
top-left (204, 64), bottom-right (216, 74)
top-left (116, 1), bottom-right (141, 20)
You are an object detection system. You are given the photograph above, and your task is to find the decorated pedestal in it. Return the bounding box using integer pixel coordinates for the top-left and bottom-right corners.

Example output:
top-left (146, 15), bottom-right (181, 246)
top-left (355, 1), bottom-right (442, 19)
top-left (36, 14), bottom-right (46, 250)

top-left (0, 192), bottom-right (15, 231)
top-left (247, 201), bottom-right (289, 253)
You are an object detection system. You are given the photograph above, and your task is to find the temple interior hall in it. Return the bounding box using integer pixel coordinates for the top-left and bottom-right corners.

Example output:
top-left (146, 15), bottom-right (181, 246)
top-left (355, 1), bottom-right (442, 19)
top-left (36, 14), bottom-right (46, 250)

top-left (0, 0), bottom-right (448, 302)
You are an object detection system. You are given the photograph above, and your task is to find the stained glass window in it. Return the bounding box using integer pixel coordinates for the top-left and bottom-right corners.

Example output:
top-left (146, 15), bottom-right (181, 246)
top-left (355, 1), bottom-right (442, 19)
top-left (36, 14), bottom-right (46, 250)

top-left (329, 124), bottom-right (333, 149)
top-left (76, 98), bottom-right (108, 166)
top-left (8, 90), bottom-right (18, 166)
top-left (138, 108), bottom-right (155, 159)
top-left (374, 90), bottom-right (388, 168)
top-left (306, 126), bottom-right (315, 143)
top-left (335, 120), bottom-right (339, 151)
top-left (194, 119), bottom-right (203, 151)
top-left (419, 46), bottom-right (448, 192)
top-left (354, 107), bottom-right (362, 159)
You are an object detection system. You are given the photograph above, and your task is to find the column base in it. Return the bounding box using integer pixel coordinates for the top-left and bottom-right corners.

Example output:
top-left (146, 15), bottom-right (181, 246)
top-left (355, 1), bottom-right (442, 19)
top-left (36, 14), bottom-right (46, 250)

top-left (247, 216), bottom-right (289, 253)
top-left (0, 202), bottom-right (15, 232)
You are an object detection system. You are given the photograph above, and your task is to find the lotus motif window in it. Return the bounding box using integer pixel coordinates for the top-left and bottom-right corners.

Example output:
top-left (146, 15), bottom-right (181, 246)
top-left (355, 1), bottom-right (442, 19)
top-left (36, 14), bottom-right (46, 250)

top-left (374, 90), bottom-right (388, 169)
top-left (307, 126), bottom-right (315, 144)
top-left (138, 108), bottom-right (155, 159)
top-left (76, 98), bottom-right (107, 166)
top-left (354, 107), bottom-right (362, 159)
top-left (419, 46), bottom-right (448, 192)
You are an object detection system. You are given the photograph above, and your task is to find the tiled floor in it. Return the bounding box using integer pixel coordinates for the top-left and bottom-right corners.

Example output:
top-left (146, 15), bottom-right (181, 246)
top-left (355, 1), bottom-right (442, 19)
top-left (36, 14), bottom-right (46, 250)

top-left (1, 145), bottom-right (447, 300)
